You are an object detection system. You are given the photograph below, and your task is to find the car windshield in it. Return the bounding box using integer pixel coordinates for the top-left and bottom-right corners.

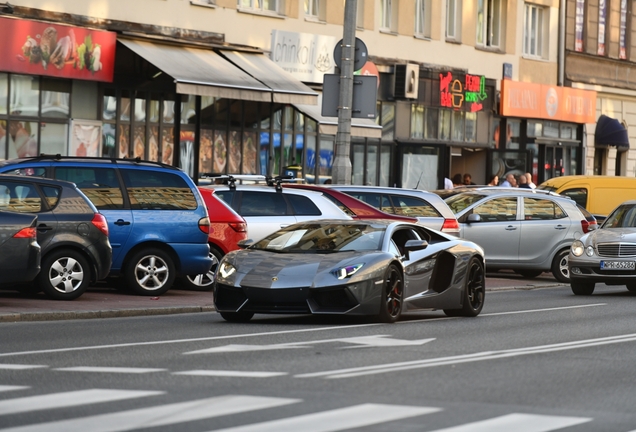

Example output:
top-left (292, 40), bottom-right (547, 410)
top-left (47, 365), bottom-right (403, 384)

top-left (601, 204), bottom-right (636, 228)
top-left (445, 193), bottom-right (488, 214)
top-left (250, 223), bottom-right (385, 253)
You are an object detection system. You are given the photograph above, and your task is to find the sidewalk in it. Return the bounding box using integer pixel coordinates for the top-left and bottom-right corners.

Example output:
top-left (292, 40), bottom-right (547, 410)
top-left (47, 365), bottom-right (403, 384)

top-left (0, 273), bottom-right (567, 323)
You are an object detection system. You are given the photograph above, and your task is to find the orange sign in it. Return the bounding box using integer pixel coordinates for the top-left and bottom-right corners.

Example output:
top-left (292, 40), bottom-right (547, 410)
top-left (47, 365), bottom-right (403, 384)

top-left (500, 80), bottom-right (596, 123)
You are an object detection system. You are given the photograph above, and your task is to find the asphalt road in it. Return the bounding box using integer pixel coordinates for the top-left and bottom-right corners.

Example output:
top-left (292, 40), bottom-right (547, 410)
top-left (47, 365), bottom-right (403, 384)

top-left (0, 283), bottom-right (635, 431)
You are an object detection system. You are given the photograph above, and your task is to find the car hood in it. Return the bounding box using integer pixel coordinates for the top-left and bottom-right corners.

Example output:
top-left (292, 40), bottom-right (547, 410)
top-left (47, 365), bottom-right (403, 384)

top-left (586, 228), bottom-right (636, 245)
top-left (226, 249), bottom-right (379, 289)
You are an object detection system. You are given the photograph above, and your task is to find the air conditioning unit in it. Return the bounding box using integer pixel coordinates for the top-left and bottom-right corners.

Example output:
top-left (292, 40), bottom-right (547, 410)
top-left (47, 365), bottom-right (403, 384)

top-left (394, 63), bottom-right (419, 99)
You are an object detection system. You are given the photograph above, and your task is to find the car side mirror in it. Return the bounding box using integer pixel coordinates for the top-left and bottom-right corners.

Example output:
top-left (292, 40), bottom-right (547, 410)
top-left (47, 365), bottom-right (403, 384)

top-left (587, 223), bottom-right (598, 231)
top-left (403, 239), bottom-right (428, 261)
top-left (237, 239), bottom-right (254, 249)
top-left (466, 213), bottom-right (481, 223)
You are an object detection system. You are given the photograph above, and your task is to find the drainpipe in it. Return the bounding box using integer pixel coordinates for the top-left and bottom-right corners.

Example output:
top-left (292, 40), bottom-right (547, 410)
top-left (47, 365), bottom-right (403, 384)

top-left (558, 0), bottom-right (566, 86)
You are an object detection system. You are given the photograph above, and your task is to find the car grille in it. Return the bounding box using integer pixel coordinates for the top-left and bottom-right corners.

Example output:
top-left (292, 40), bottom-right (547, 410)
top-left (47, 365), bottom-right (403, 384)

top-left (597, 243), bottom-right (636, 258)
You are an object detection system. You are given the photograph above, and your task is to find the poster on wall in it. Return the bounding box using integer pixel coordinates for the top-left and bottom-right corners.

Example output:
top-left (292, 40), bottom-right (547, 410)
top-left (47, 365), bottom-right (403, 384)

top-left (0, 17), bottom-right (116, 82)
top-left (69, 119), bottom-right (101, 157)
top-left (199, 129), bottom-right (213, 175)
top-left (242, 131), bottom-right (257, 174)
top-left (180, 130), bottom-right (195, 177)
top-left (228, 131), bottom-right (241, 174)
top-left (213, 130), bottom-right (227, 174)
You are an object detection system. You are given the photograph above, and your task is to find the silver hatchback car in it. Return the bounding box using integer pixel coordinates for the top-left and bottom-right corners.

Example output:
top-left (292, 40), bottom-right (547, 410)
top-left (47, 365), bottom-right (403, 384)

top-left (445, 188), bottom-right (597, 282)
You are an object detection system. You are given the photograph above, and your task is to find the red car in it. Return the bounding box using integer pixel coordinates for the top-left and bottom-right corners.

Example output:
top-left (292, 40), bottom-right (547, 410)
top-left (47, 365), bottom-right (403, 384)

top-left (179, 187), bottom-right (248, 290)
top-left (283, 184), bottom-right (418, 222)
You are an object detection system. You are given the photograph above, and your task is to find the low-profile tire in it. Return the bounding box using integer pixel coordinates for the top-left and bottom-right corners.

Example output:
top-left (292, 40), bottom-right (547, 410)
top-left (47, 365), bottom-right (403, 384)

top-left (551, 249), bottom-right (570, 283)
top-left (515, 270), bottom-right (543, 279)
top-left (125, 248), bottom-right (176, 296)
top-left (178, 246), bottom-right (222, 291)
top-left (571, 281), bottom-right (595, 295)
top-left (36, 249), bottom-right (91, 300)
top-left (377, 264), bottom-right (403, 323)
top-left (220, 311), bottom-right (254, 322)
top-left (626, 284), bottom-right (636, 293)
top-left (444, 257), bottom-right (485, 317)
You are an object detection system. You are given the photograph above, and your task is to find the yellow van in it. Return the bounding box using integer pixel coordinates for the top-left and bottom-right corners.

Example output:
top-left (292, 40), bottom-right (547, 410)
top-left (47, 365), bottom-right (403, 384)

top-left (537, 175), bottom-right (636, 217)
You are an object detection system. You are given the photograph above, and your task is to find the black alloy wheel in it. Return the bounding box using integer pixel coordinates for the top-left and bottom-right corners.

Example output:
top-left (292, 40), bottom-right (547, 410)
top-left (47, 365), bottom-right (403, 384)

top-left (377, 264), bottom-right (403, 323)
top-left (445, 257), bottom-right (485, 317)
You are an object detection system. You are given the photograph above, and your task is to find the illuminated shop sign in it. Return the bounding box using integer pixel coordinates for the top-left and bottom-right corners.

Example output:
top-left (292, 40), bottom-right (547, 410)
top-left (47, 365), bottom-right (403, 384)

top-left (439, 71), bottom-right (488, 112)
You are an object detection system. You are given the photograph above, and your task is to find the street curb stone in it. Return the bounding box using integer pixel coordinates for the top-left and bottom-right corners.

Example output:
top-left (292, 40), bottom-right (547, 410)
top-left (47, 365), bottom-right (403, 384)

top-left (0, 306), bottom-right (217, 323)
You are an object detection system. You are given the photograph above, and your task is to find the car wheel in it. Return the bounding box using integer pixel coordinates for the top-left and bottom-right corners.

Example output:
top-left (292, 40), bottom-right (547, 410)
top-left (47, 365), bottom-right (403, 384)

top-left (515, 270), bottom-right (543, 279)
top-left (125, 248), bottom-right (176, 296)
top-left (551, 249), bottom-right (570, 283)
top-left (444, 257), bottom-right (485, 317)
top-left (220, 311), bottom-right (254, 322)
top-left (626, 283), bottom-right (636, 293)
top-left (377, 264), bottom-right (403, 323)
top-left (571, 282), bottom-right (595, 295)
top-left (179, 246), bottom-right (222, 291)
top-left (36, 249), bottom-right (91, 300)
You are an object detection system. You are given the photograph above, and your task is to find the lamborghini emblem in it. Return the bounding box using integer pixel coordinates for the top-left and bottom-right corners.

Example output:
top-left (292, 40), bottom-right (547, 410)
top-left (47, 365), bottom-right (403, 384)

top-left (272, 277), bottom-right (278, 281)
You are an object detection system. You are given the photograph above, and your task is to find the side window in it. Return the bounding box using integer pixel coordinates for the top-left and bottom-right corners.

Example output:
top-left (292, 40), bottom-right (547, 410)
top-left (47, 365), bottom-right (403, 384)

top-left (287, 194), bottom-right (322, 216)
top-left (0, 181), bottom-right (42, 213)
top-left (389, 195), bottom-right (441, 217)
top-left (473, 197), bottom-right (517, 222)
top-left (391, 228), bottom-right (419, 256)
top-left (121, 170), bottom-right (197, 210)
top-left (561, 188), bottom-right (587, 209)
top-left (41, 186), bottom-right (61, 208)
top-left (239, 191), bottom-right (287, 216)
top-left (1, 167), bottom-right (47, 177)
top-left (378, 195), bottom-right (393, 213)
top-left (320, 194), bottom-right (355, 216)
top-left (55, 167), bottom-right (124, 210)
top-left (346, 192), bottom-right (381, 209)
top-left (523, 198), bottom-right (566, 220)
top-left (214, 190), bottom-right (236, 210)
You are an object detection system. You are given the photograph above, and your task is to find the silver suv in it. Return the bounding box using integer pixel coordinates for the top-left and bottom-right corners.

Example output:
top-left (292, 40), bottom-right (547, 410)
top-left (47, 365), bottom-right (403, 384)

top-left (445, 188), bottom-right (597, 282)
top-left (206, 177), bottom-right (351, 242)
top-left (328, 185), bottom-right (460, 237)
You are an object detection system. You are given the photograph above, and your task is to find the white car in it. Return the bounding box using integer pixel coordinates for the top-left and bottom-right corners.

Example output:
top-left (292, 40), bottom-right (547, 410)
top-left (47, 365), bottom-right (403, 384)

top-left (205, 178), bottom-right (352, 242)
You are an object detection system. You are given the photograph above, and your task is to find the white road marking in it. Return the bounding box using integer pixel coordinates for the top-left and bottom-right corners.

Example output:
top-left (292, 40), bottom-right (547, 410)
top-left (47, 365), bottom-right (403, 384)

top-left (173, 370), bottom-right (287, 378)
top-left (54, 367), bottom-right (166, 374)
top-left (0, 365), bottom-right (47, 370)
top-left (427, 413), bottom-right (592, 432)
top-left (184, 335), bottom-right (435, 354)
top-left (208, 403), bottom-right (440, 432)
top-left (0, 395), bottom-right (300, 432)
top-left (0, 389), bottom-right (163, 416)
top-left (296, 333), bottom-right (636, 379)
top-left (0, 386), bottom-right (28, 393)
top-left (480, 303), bottom-right (607, 317)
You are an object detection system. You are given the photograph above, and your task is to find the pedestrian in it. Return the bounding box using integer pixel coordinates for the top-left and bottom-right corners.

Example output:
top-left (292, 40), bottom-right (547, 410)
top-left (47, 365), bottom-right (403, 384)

top-left (518, 174), bottom-right (531, 188)
top-left (452, 173), bottom-right (463, 188)
top-left (463, 173), bottom-right (476, 185)
top-left (486, 174), bottom-right (499, 186)
top-left (526, 173), bottom-right (536, 189)
top-left (444, 177), bottom-right (453, 190)
top-left (500, 173), bottom-right (516, 188)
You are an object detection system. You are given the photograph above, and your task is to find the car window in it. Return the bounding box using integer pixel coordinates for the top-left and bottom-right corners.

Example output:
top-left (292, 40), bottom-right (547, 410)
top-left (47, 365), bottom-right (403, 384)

top-left (55, 167), bottom-right (124, 210)
top-left (391, 228), bottom-right (419, 255)
top-left (121, 170), bottom-right (197, 210)
top-left (287, 194), bottom-right (322, 216)
top-left (0, 181), bottom-right (42, 213)
top-left (320, 194), bottom-right (355, 216)
top-left (560, 187), bottom-right (587, 209)
top-left (445, 193), bottom-right (488, 214)
top-left (239, 191), bottom-right (287, 216)
top-left (41, 186), bottom-right (61, 208)
top-left (472, 197), bottom-right (517, 222)
top-left (389, 195), bottom-right (441, 218)
top-left (523, 198), bottom-right (566, 220)
top-left (603, 204), bottom-right (636, 228)
top-left (214, 190), bottom-right (236, 209)
top-left (2, 167), bottom-right (47, 177)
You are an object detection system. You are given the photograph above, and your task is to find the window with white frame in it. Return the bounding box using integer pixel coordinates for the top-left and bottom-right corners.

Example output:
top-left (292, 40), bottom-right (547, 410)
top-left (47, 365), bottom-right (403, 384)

top-left (380, 0), bottom-right (397, 32)
top-left (476, 0), bottom-right (502, 48)
top-left (357, 1), bottom-right (365, 29)
top-left (191, 0), bottom-right (214, 5)
top-left (415, 0), bottom-right (431, 38)
top-left (597, 0), bottom-right (607, 55)
top-left (237, 0), bottom-right (280, 13)
top-left (304, 0), bottom-right (324, 20)
top-left (446, 0), bottom-right (462, 41)
top-left (523, 3), bottom-right (546, 58)
top-left (619, 0), bottom-right (629, 59)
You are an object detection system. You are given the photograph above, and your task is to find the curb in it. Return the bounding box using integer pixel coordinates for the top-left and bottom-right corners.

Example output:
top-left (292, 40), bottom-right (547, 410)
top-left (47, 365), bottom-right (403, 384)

top-left (487, 283), bottom-right (568, 292)
top-left (0, 306), bottom-right (217, 323)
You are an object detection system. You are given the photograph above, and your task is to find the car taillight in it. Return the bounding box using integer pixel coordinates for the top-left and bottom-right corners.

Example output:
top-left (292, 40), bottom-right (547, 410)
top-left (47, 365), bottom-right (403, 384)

top-left (199, 216), bottom-right (210, 234)
top-left (581, 219), bottom-right (597, 234)
top-left (13, 227), bottom-right (37, 238)
top-left (229, 222), bottom-right (247, 233)
top-left (91, 213), bottom-right (109, 237)
top-left (441, 218), bottom-right (460, 232)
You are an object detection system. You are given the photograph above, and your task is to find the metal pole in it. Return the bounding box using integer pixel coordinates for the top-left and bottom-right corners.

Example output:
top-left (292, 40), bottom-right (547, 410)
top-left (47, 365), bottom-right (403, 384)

top-left (332, 0), bottom-right (357, 185)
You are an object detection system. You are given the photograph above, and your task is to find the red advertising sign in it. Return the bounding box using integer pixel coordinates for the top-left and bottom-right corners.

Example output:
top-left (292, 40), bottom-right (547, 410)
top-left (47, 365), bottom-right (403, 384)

top-left (439, 71), bottom-right (488, 112)
top-left (0, 17), bottom-right (116, 82)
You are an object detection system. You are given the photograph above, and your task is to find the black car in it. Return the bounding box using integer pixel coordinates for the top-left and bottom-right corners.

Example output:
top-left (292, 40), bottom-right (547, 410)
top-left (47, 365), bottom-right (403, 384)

top-left (0, 175), bottom-right (112, 300)
top-left (0, 211), bottom-right (40, 285)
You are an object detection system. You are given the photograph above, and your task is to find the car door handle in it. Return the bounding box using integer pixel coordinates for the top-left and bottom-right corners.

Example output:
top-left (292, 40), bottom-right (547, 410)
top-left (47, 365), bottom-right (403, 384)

top-left (37, 224), bottom-right (53, 231)
top-left (114, 219), bottom-right (131, 226)
top-left (505, 225), bottom-right (517, 231)
top-left (554, 225), bottom-right (567, 230)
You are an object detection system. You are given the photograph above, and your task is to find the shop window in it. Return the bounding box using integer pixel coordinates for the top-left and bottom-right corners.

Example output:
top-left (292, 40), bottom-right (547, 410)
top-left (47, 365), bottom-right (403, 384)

top-left (181, 95), bottom-right (197, 125)
top-left (593, 148), bottom-right (605, 175)
top-left (7, 120), bottom-right (38, 159)
top-left (451, 110), bottom-right (464, 142)
top-left (352, 143), bottom-right (365, 185)
top-left (401, 145), bottom-right (439, 190)
top-left (306, 117), bottom-right (316, 133)
top-left (410, 104), bottom-right (424, 139)
top-left (476, 0), bottom-right (502, 49)
top-left (380, 144), bottom-right (390, 186)
top-left (41, 78), bottom-right (70, 119)
top-left (415, 0), bottom-right (431, 38)
top-left (0, 73), bottom-right (7, 115)
top-left (319, 136), bottom-right (334, 184)
top-left (465, 112), bottom-right (477, 142)
top-left (102, 123), bottom-right (116, 158)
top-left (163, 101), bottom-right (176, 124)
top-left (543, 121), bottom-right (559, 138)
top-left (243, 130), bottom-right (258, 174)
top-left (446, 0), bottom-right (462, 41)
top-left (560, 123), bottom-right (575, 139)
top-left (506, 119), bottom-right (521, 149)
top-left (439, 109), bottom-right (451, 141)
top-left (148, 99), bottom-right (160, 123)
top-left (527, 120), bottom-right (542, 137)
top-left (523, 3), bottom-right (547, 59)
top-left (40, 123), bottom-right (67, 156)
top-left (10, 75), bottom-right (39, 117)
top-left (366, 144), bottom-right (378, 186)
top-left (120, 91), bottom-right (131, 122)
top-left (305, 134), bottom-right (317, 182)
top-left (425, 108), bottom-right (438, 140)
top-left (380, 103), bottom-right (395, 141)
top-left (118, 124), bottom-right (130, 158)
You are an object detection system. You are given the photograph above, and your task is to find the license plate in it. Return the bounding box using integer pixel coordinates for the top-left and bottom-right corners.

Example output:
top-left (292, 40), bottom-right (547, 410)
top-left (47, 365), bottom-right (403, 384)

top-left (601, 261), bottom-right (635, 270)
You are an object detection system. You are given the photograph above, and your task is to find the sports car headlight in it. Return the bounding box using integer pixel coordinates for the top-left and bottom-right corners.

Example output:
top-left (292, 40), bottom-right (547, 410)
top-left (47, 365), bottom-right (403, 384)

top-left (332, 264), bottom-right (364, 280)
top-left (571, 240), bottom-right (584, 257)
top-left (585, 246), bottom-right (595, 257)
top-left (219, 262), bottom-right (237, 279)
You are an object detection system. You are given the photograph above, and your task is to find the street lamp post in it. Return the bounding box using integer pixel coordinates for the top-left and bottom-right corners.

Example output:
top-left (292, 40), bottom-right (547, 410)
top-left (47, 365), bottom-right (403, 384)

top-left (332, 0), bottom-right (357, 185)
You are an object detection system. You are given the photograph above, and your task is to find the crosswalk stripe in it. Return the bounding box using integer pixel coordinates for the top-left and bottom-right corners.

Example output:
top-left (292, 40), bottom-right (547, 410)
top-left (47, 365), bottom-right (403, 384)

top-left (173, 370), bottom-right (287, 378)
top-left (0, 395), bottom-right (300, 432)
top-left (426, 413), bottom-right (592, 432)
top-left (0, 389), bottom-right (164, 416)
top-left (54, 367), bottom-right (166, 374)
top-left (208, 403), bottom-right (440, 432)
top-left (0, 386), bottom-right (28, 393)
top-left (0, 365), bottom-right (47, 370)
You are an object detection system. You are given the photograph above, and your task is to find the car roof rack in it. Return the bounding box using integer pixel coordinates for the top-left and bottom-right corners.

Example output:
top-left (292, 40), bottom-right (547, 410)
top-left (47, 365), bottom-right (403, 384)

top-left (206, 174), bottom-right (297, 191)
top-left (11, 154), bottom-right (180, 170)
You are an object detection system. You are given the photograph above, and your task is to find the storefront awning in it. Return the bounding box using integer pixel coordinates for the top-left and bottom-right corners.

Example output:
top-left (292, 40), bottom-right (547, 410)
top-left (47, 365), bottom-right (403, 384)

top-left (294, 94), bottom-right (382, 139)
top-left (595, 114), bottom-right (630, 150)
top-left (119, 39), bottom-right (317, 104)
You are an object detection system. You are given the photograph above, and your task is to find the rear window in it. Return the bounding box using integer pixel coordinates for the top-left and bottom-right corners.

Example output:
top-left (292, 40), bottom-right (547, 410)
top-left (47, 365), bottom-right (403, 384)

top-left (0, 181), bottom-right (42, 213)
top-left (55, 167), bottom-right (124, 210)
top-left (389, 195), bottom-right (441, 218)
top-left (523, 198), bottom-right (566, 220)
top-left (121, 170), bottom-right (197, 210)
top-left (287, 194), bottom-right (322, 216)
top-left (560, 187), bottom-right (588, 209)
top-left (239, 191), bottom-right (288, 216)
